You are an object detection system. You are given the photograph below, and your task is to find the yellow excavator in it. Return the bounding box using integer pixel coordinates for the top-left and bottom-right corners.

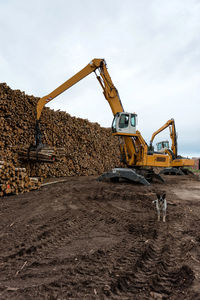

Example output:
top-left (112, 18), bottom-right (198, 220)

top-left (149, 119), bottom-right (177, 157)
top-left (34, 58), bottom-right (194, 184)
top-left (149, 118), bottom-right (193, 175)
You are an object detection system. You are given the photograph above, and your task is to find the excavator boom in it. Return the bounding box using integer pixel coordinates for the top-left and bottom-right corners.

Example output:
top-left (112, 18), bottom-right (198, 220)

top-left (37, 59), bottom-right (123, 120)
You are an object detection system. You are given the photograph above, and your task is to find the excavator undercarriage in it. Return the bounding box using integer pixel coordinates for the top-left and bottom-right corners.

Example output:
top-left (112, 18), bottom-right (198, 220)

top-left (159, 167), bottom-right (193, 176)
top-left (98, 167), bottom-right (164, 186)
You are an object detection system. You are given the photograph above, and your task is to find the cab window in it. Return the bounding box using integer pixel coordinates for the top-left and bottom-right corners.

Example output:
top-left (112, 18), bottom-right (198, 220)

top-left (119, 114), bottom-right (129, 128)
top-left (163, 142), bottom-right (169, 148)
top-left (112, 115), bottom-right (117, 132)
top-left (131, 114), bottom-right (136, 127)
top-left (157, 143), bottom-right (162, 151)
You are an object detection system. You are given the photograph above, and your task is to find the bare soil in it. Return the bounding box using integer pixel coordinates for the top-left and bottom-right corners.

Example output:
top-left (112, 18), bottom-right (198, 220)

top-left (0, 174), bottom-right (200, 299)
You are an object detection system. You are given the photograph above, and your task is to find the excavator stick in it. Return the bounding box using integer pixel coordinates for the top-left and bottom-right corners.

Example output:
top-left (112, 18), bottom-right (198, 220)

top-left (35, 120), bottom-right (43, 149)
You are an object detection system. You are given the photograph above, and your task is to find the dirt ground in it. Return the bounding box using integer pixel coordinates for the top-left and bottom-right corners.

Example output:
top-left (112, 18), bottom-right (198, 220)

top-left (0, 173), bottom-right (200, 300)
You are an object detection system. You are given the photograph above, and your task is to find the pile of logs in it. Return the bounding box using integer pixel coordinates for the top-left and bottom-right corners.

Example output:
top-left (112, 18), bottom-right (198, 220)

top-left (0, 82), bottom-right (122, 195)
top-left (0, 160), bottom-right (42, 196)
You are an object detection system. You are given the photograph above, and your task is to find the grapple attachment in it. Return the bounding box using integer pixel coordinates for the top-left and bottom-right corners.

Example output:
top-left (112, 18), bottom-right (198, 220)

top-left (24, 120), bottom-right (56, 162)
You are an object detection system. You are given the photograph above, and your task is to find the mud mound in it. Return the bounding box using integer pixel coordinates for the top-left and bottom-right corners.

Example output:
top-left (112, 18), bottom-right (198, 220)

top-left (0, 83), bottom-right (121, 178)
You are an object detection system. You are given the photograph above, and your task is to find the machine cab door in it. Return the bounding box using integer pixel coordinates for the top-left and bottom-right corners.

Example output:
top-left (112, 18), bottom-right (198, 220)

top-left (112, 112), bottom-right (137, 135)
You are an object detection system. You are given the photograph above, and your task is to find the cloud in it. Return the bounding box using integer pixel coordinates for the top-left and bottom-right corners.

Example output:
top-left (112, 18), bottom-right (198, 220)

top-left (0, 0), bottom-right (199, 156)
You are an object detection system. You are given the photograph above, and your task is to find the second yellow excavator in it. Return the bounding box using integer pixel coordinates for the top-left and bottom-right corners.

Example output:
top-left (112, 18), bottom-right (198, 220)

top-left (149, 119), bottom-right (177, 157)
top-left (34, 58), bottom-right (194, 184)
top-left (149, 118), bottom-right (193, 175)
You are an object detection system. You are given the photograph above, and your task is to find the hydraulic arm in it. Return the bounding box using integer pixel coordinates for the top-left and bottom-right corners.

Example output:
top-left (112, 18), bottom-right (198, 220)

top-left (35, 58), bottom-right (137, 167)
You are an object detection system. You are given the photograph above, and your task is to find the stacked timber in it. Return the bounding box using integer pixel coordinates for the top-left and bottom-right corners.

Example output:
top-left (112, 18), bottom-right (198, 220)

top-left (0, 82), bottom-right (122, 191)
top-left (0, 159), bottom-right (42, 196)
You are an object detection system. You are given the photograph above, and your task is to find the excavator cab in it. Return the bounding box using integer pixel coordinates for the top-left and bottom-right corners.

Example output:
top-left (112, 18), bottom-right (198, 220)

top-left (156, 140), bottom-right (169, 153)
top-left (112, 112), bottom-right (137, 135)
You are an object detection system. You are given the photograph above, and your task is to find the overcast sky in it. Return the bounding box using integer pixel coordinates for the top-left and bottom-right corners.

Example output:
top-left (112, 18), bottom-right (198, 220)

top-left (1, 0), bottom-right (200, 157)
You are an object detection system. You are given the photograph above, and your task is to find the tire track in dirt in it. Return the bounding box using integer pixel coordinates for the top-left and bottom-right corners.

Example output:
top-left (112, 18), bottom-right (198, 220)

top-left (0, 188), bottom-right (152, 298)
top-left (1, 212), bottom-right (97, 264)
top-left (106, 222), bottom-right (195, 299)
top-left (28, 196), bottom-right (156, 299)
top-left (0, 177), bottom-right (198, 299)
top-left (0, 190), bottom-right (131, 283)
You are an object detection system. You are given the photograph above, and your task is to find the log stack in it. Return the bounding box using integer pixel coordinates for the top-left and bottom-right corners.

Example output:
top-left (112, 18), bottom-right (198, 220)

top-left (0, 82), bottom-right (123, 195)
top-left (0, 159), bottom-right (42, 196)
